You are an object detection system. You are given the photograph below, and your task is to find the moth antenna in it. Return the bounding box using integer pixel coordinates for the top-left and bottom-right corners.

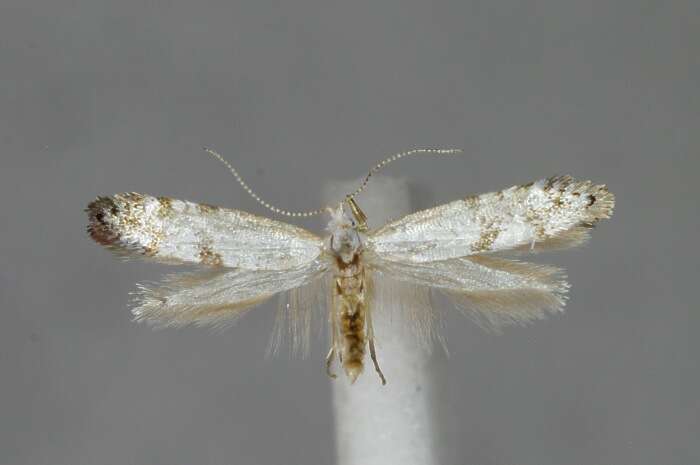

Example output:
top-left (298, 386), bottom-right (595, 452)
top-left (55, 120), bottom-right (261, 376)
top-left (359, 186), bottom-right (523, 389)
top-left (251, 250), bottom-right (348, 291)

top-left (345, 148), bottom-right (463, 200)
top-left (203, 147), bottom-right (325, 217)
top-left (204, 147), bottom-right (462, 218)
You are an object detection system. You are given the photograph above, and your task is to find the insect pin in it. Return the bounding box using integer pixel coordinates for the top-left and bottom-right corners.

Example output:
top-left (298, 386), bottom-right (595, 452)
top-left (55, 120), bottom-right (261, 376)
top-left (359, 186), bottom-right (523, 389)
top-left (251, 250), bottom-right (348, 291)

top-left (87, 148), bottom-right (614, 385)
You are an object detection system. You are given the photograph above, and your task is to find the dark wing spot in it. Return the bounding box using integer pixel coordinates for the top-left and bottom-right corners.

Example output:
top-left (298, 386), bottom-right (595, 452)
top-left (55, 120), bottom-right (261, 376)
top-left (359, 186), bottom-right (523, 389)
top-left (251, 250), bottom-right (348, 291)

top-left (86, 197), bottom-right (121, 245)
top-left (587, 194), bottom-right (596, 206)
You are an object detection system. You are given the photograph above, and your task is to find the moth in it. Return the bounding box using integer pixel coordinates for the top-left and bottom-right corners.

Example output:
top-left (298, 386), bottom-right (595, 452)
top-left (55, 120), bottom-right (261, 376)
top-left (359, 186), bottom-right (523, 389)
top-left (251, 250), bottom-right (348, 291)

top-left (86, 148), bottom-right (614, 385)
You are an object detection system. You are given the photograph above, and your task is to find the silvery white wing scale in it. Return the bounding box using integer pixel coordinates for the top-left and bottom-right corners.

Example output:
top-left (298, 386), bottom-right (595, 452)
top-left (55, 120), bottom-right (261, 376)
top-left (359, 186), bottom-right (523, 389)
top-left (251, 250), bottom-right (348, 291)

top-left (87, 148), bottom-right (614, 385)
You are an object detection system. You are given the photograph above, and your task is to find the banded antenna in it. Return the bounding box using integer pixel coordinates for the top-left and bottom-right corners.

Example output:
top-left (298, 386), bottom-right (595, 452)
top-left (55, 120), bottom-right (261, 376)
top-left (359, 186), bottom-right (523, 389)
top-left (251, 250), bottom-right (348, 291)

top-left (343, 148), bottom-right (463, 201)
top-left (203, 147), bottom-right (463, 217)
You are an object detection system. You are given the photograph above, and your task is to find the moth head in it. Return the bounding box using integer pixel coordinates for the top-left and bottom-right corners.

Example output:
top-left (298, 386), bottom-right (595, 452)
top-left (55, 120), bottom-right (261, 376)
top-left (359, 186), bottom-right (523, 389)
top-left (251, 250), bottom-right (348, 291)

top-left (327, 203), bottom-right (362, 263)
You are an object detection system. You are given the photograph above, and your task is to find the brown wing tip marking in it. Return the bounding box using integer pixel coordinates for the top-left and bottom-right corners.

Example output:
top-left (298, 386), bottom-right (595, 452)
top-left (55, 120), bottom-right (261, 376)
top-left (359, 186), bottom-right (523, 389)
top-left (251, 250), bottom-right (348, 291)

top-left (544, 175), bottom-right (615, 222)
top-left (585, 184), bottom-right (615, 221)
top-left (86, 196), bottom-right (121, 246)
top-left (85, 193), bottom-right (161, 256)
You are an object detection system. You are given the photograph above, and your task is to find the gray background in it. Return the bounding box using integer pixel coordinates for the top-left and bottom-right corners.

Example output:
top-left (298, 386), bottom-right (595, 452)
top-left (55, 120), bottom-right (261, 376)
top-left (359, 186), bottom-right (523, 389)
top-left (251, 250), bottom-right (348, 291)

top-left (1, 1), bottom-right (698, 464)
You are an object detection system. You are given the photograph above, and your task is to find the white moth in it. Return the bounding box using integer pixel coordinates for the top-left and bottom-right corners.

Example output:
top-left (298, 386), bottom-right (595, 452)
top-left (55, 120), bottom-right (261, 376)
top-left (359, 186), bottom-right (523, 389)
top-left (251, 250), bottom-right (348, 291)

top-left (86, 148), bottom-right (614, 385)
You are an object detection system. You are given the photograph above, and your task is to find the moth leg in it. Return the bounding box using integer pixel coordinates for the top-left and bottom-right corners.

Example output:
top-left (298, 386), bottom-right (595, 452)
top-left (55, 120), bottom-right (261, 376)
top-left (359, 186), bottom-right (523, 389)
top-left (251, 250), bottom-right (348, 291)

top-left (368, 338), bottom-right (386, 385)
top-left (326, 294), bottom-right (340, 379)
top-left (365, 305), bottom-right (387, 385)
top-left (325, 346), bottom-right (337, 379)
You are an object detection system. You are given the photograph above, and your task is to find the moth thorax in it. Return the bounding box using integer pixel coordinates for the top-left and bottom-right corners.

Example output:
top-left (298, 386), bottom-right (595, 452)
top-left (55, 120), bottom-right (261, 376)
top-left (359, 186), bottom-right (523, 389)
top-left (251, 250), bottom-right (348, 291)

top-left (330, 227), bottom-right (362, 264)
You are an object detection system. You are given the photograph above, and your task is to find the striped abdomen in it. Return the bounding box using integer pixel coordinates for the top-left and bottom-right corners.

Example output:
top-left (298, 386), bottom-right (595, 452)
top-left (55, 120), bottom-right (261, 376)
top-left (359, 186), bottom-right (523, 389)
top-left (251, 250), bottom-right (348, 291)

top-left (334, 255), bottom-right (367, 383)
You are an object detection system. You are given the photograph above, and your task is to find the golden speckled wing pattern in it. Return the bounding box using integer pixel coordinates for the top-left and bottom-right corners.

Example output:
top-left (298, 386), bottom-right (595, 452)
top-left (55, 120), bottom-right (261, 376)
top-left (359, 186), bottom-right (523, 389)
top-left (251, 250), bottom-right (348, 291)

top-left (87, 193), bottom-right (324, 270)
top-left (366, 176), bottom-right (614, 263)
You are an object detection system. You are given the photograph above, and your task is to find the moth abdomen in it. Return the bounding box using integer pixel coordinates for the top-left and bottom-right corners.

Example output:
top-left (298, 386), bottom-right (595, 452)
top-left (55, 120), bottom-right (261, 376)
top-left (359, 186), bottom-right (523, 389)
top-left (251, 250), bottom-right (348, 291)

top-left (333, 255), bottom-right (368, 384)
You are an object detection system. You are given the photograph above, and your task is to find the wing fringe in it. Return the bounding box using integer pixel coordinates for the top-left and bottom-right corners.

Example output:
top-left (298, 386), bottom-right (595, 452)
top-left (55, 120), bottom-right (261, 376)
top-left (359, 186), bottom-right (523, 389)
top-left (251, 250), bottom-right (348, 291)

top-left (448, 255), bottom-right (569, 333)
top-left (131, 269), bottom-right (274, 329)
top-left (267, 274), bottom-right (331, 359)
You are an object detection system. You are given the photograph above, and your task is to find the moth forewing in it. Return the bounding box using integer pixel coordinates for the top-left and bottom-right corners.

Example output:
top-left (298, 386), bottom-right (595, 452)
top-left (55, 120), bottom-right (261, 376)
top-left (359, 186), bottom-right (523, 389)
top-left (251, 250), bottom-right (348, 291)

top-left (87, 193), bottom-right (324, 269)
top-left (366, 175), bottom-right (615, 263)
